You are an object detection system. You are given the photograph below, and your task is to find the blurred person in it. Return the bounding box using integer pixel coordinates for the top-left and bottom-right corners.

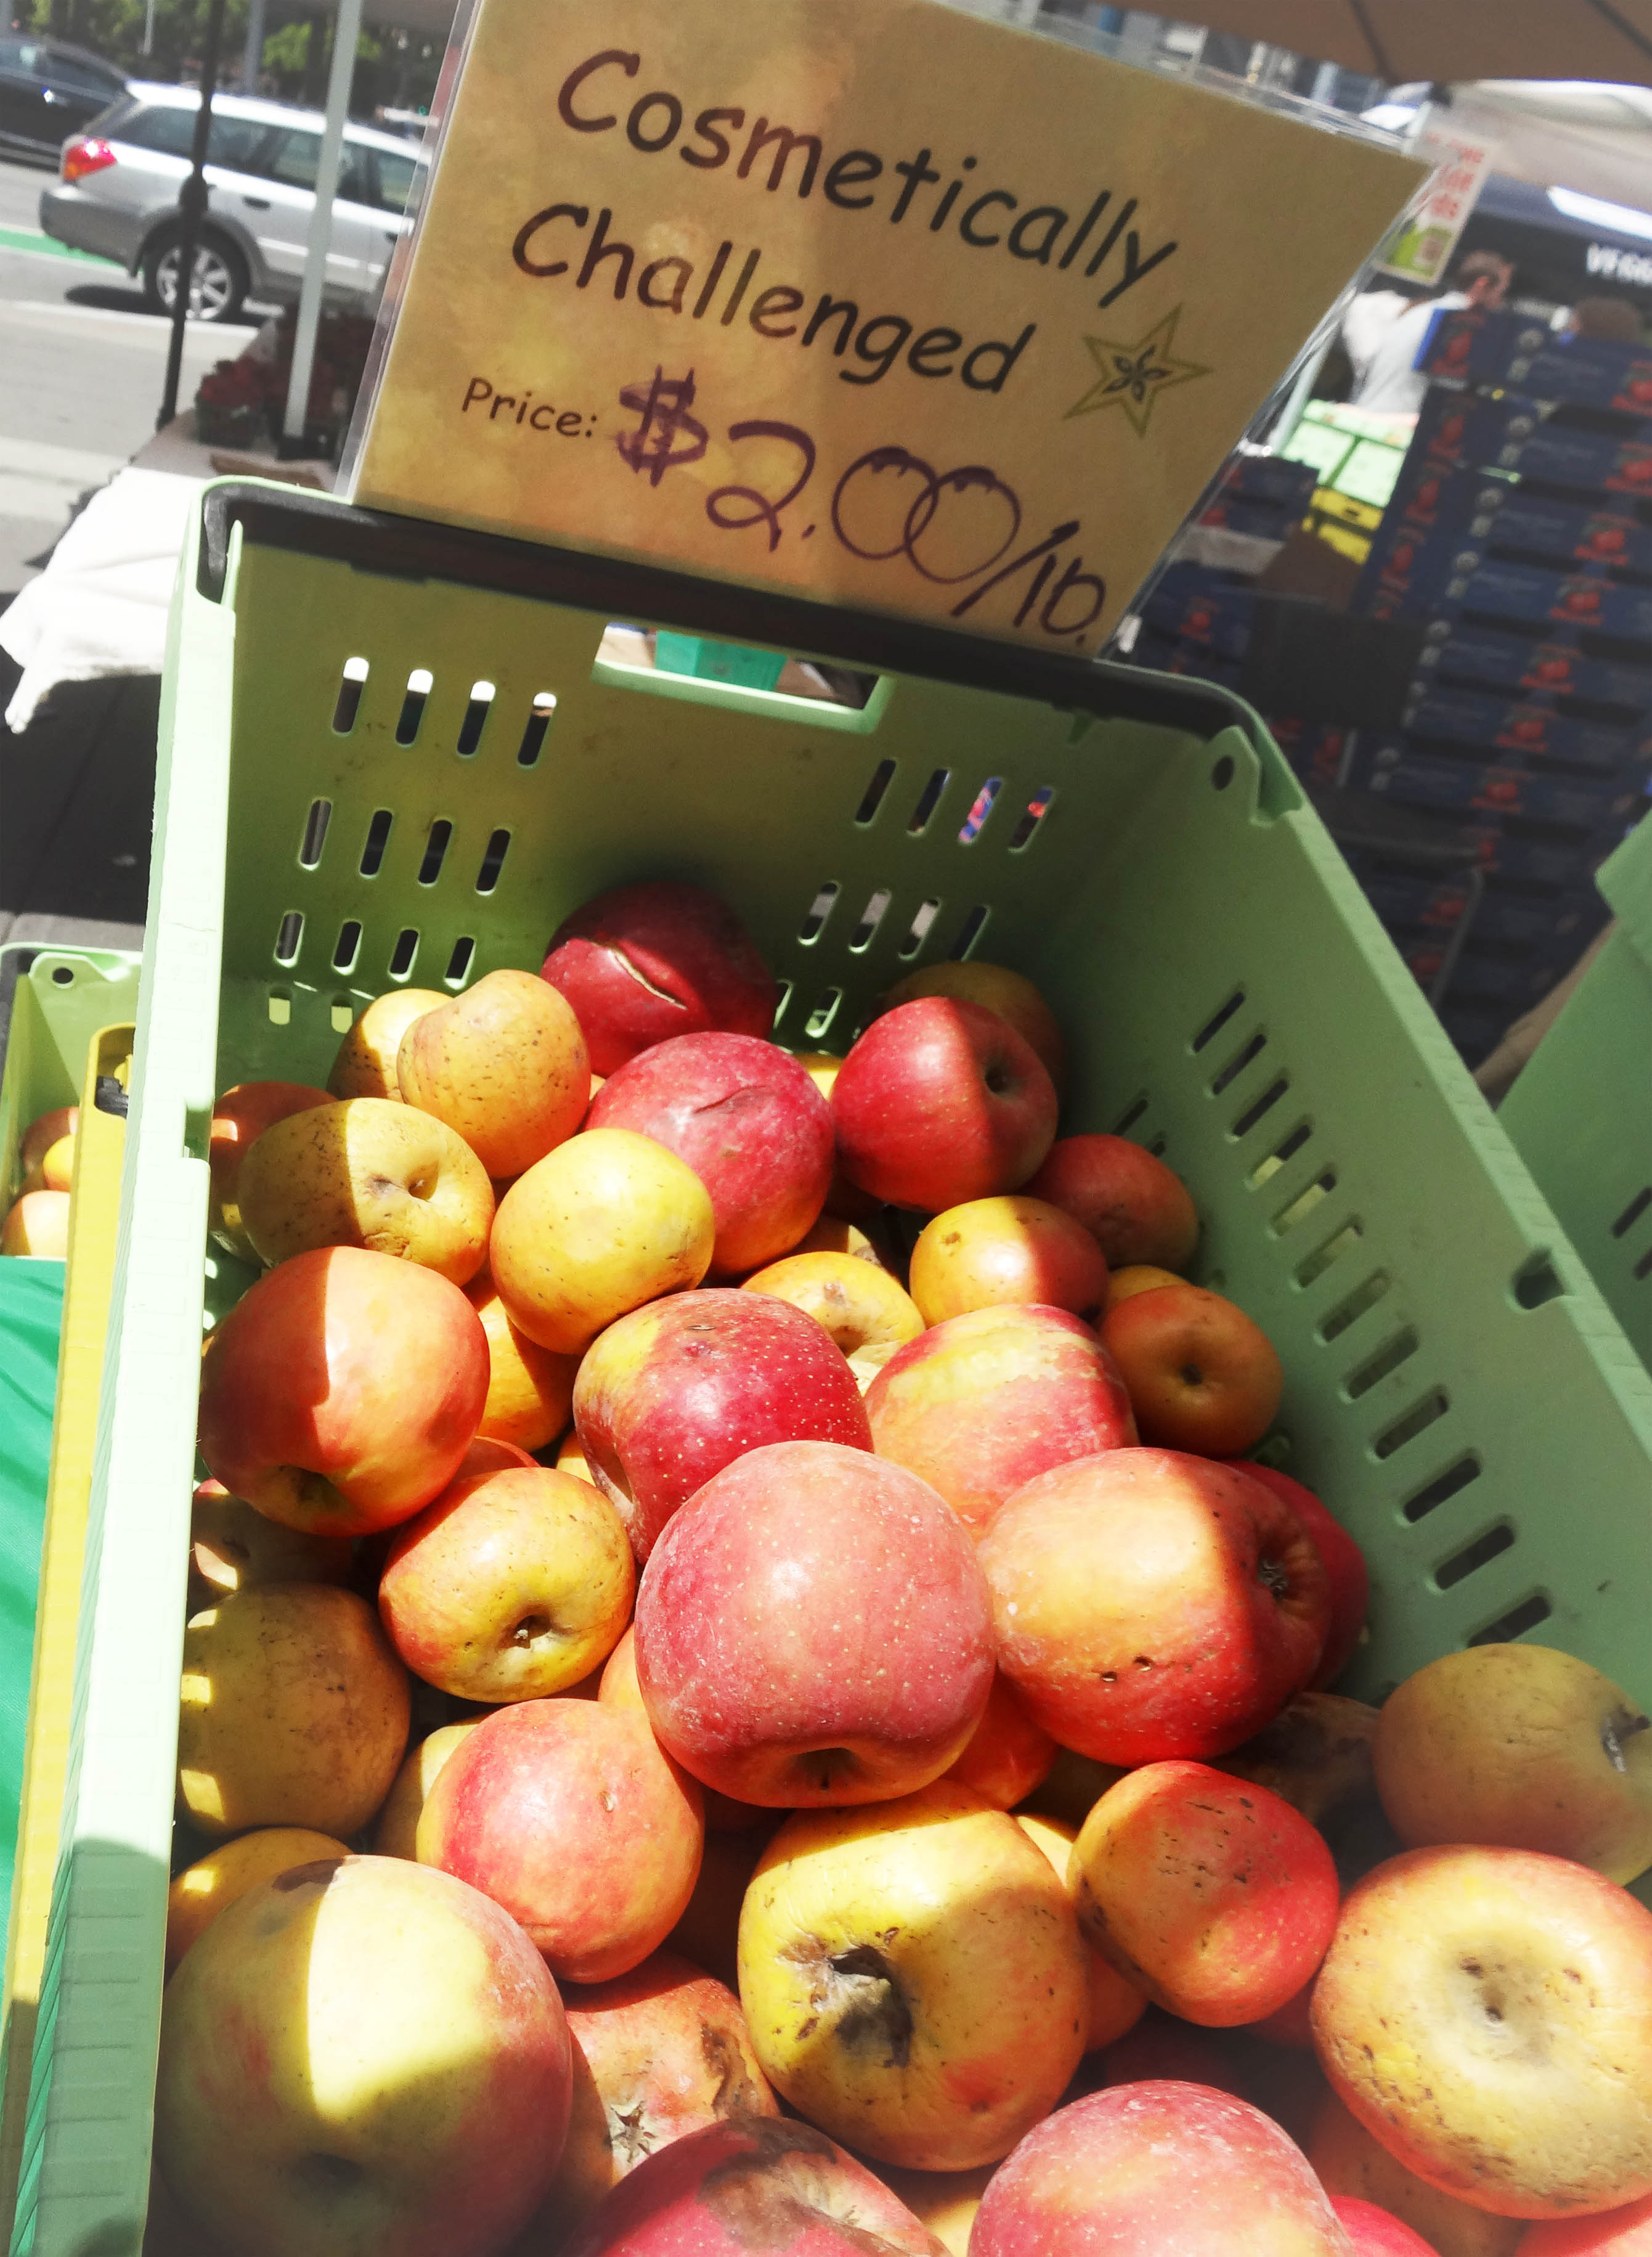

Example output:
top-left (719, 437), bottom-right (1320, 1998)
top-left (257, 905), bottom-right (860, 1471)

top-left (1564, 295), bottom-right (1643, 343)
top-left (1352, 250), bottom-right (1513, 414)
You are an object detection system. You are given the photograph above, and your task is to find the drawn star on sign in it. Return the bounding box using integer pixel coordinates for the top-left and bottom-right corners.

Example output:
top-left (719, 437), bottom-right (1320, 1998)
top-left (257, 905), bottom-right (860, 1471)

top-left (1065, 308), bottom-right (1210, 436)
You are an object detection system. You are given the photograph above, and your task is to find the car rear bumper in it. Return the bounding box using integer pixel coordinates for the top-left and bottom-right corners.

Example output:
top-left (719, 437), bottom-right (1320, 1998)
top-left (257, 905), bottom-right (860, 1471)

top-left (38, 182), bottom-right (143, 270)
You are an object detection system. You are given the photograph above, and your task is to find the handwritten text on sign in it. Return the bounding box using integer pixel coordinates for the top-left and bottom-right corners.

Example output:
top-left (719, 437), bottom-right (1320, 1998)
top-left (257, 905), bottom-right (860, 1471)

top-left (352, 0), bottom-right (1422, 647)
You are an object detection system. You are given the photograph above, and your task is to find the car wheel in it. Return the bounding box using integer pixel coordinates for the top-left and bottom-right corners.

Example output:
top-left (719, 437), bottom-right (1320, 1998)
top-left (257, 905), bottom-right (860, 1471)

top-left (142, 231), bottom-right (250, 325)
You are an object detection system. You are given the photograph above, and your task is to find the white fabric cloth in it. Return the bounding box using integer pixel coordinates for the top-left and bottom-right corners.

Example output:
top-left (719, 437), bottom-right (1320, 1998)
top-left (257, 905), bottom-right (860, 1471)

top-left (0, 467), bottom-right (200, 735)
top-left (1352, 292), bottom-right (1468, 415)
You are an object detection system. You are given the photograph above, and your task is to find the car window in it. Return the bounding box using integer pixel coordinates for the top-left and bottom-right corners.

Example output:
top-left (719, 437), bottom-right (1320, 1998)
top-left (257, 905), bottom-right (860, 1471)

top-left (203, 116), bottom-right (273, 174)
top-left (46, 51), bottom-right (124, 93)
top-left (0, 36), bottom-right (31, 70)
top-left (115, 104), bottom-right (197, 157)
top-left (372, 147), bottom-right (420, 216)
top-left (337, 142), bottom-right (373, 204)
top-left (264, 126), bottom-right (321, 189)
top-left (114, 106), bottom-right (274, 170)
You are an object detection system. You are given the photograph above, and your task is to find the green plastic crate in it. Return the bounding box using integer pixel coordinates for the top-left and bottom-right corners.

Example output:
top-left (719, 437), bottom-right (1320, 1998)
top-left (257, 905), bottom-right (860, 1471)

top-left (0, 949), bottom-right (142, 1215)
top-left (21, 480), bottom-right (1652, 2255)
top-left (1500, 813), bottom-right (1652, 1373)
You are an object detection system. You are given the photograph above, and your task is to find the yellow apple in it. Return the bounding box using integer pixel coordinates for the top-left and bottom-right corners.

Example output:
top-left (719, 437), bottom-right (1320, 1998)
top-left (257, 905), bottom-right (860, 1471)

top-left (329, 987), bottom-right (447, 1101)
top-left (466, 1268), bottom-right (578, 1453)
top-left (739, 1251), bottom-right (922, 1358)
top-left (166, 1826), bottom-right (350, 1973)
top-left (2, 1189), bottom-right (68, 1257)
top-left (1013, 1811), bottom-right (1146, 2051)
top-left (189, 1477), bottom-right (352, 1603)
top-left (1308, 2091), bottom-right (1524, 2257)
top-left (374, 1723), bottom-right (479, 1860)
top-left (398, 968), bottom-right (589, 1180)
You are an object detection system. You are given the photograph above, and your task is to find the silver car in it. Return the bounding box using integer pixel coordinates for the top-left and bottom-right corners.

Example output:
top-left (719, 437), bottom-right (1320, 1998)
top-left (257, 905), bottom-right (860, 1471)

top-left (39, 83), bottom-right (425, 323)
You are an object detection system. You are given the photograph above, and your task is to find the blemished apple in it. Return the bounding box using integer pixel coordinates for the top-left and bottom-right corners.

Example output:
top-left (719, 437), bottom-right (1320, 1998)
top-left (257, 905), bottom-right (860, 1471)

top-left (207, 1080), bottom-right (332, 1261)
top-left (379, 1461), bottom-right (633, 1702)
top-left (739, 1251), bottom-right (922, 1358)
top-left (490, 1127), bottom-right (715, 1355)
top-left (879, 961), bottom-right (1066, 1092)
top-left (329, 986), bottom-right (447, 1100)
top-left (633, 1440), bottom-right (995, 1807)
top-left (1520, 2195), bottom-right (1652, 2253)
top-left (1230, 1462), bottom-right (1369, 1691)
top-left (1, 1189), bottom-right (68, 1256)
top-left (374, 1722), bottom-right (478, 1859)
top-left (197, 1245), bottom-right (490, 1537)
top-left (1309, 2090), bottom-right (1526, 2257)
top-left (397, 967), bottom-right (590, 1179)
top-left (176, 1582), bottom-right (410, 1839)
top-left (538, 1949), bottom-right (777, 2233)
top-left (154, 1855), bottom-right (572, 2257)
top-left (20, 1103), bottom-right (76, 1172)
top-left (189, 1477), bottom-right (352, 1602)
top-left (1333, 2197), bottom-right (1442, 2256)
top-left (166, 1825), bottom-right (351, 1973)
top-left (561, 2116), bottom-right (948, 2257)
top-left (541, 880), bottom-right (779, 1077)
top-left (572, 1290), bottom-right (873, 1563)
top-left (865, 1304), bottom-right (1137, 1533)
top-left (945, 1670), bottom-right (1055, 1809)
top-left (588, 1032), bottom-right (835, 1276)
top-left (908, 1196), bottom-right (1109, 1326)
top-left (1213, 1692), bottom-right (1389, 1896)
top-left (466, 1268), bottom-right (579, 1454)
top-left (237, 1096), bottom-right (494, 1283)
top-left (1015, 1812), bottom-right (1147, 2052)
top-left (977, 1449), bottom-right (1329, 1764)
top-left (1373, 1645), bottom-right (1652, 1885)
top-left (869, 2163), bottom-right (996, 2257)
top-left (1025, 1133), bottom-right (1200, 1270)
top-left (1070, 1760), bottom-right (1340, 2026)
top-left (831, 998), bottom-right (1058, 1212)
top-left (969, 2083), bottom-right (1355, 2257)
top-left (1101, 1283), bottom-right (1284, 1456)
top-left (1312, 1845), bottom-right (1652, 2219)
top-left (738, 1782), bottom-right (1088, 2168)
top-left (418, 1697), bottom-right (704, 1983)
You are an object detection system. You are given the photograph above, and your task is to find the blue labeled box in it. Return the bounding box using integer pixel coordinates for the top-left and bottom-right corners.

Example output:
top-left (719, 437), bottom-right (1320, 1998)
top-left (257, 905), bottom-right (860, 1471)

top-left (1420, 309), bottom-right (1652, 417)
top-left (1416, 624), bottom-right (1652, 713)
top-left (1358, 740), bottom-right (1647, 828)
top-left (1405, 688), bottom-right (1652, 772)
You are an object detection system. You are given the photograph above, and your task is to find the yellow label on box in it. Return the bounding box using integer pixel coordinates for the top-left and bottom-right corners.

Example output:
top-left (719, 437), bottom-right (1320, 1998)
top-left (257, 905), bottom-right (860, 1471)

top-left (352, 0), bottom-right (1422, 651)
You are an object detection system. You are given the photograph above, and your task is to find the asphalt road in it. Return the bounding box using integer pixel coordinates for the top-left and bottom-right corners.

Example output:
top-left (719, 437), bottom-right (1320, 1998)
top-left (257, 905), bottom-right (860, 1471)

top-left (0, 149), bottom-right (266, 592)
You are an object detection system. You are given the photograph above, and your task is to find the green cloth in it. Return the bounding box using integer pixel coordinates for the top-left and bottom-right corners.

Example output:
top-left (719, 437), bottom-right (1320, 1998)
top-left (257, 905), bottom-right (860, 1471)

top-left (0, 1264), bottom-right (60, 1931)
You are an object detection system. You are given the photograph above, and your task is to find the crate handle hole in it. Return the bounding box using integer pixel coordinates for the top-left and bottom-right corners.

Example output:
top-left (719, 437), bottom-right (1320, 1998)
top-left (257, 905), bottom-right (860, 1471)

top-left (1191, 987), bottom-right (1247, 1054)
top-left (1435, 1522), bottom-right (1515, 1592)
top-left (1008, 786), bottom-right (1055, 852)
top-left (1513, 1255), bottom-right (1566, 1310)
top-left (907, 769), bottom-right (951, 835)
top-left (950, 904), bottom-right (989, 960)
top-left (518, 692), bottom-right (557, 767)
top-left (959, 778), bottom-right (1003, 844)
top-left (396, 668), bottom-right (433, 747)
top-left (445, 936), bottom-right (476, 987)
top-left (332, 921), bottom-right (363, 975)
top-left (49, 963), bottom-right (74, 986)
top-left (475, 829), bottom-right (511, 895)
top-left (1611, 1188), bottom-right (1652, 1239)
top-left (898, 898), bottom-right (942, 960)
top-left (848, 889), bottom-right (893, 954)
top-left (274, 910), bottom-right (304, 967)
top-left (1404, 1453), bottom-right (1481, 1523)
top-left (298, 798), bottom-right (333, 870)
top-left (388, 928), bottom-right (420, 980)
top-left (855, 759), bottom-right (898, 825)
top-left (1211, 754), bottom-right (1235, 791)
top-left (418, 820), bottom-right (454, 887)
top-left (799, 881), bottom-right (840, 945)
top-left (457, 680), bottom-right (495, 757)
top-left (1468, 1591), bottom-right (1552, 1646)
top-left (332, 655), bottom-right (369, 735)
top-left (360, 809), bottom-right (394, 878)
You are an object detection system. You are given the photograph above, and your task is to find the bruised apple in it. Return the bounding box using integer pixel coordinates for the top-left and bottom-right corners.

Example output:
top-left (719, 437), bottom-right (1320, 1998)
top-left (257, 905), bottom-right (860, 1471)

top-left (397, 967), bottom-right (589, 1178)
top-left (1025, 1133), bottom-right (1199, 1270)
top-left (197, 1246), bottom-right (489, 1537)
top-left (208, 1080), bottom-right (331, 1260)
top-left (1231, 1462), bottom-right (1369, 1691)
top-left (541, 881), bottom-right (778, 1077)
top-left (908, 1196), bottom-right (1109, 1326)
top-left (165, 1825), bottom-right (350, 1972)
top-left (329, 987), bottom-right (446, 1100)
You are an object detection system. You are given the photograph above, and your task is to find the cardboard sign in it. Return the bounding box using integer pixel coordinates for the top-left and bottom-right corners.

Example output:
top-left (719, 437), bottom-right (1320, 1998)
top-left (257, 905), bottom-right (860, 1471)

top-left (1378, 111), bottom-right (1495, 290)
top-left (351, 0), bottom-right (1423, 652)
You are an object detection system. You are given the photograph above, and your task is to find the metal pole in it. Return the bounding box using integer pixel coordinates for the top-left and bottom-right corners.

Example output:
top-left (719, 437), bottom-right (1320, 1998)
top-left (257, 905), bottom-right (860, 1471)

top-left (240, 0), bottom-right (266, 91)
top-left (281, 0), bottom-right (363, 452)
top-left (141, 0), bottom-right (156, 56)
top-left (156, 0), bottom-right (230, 430)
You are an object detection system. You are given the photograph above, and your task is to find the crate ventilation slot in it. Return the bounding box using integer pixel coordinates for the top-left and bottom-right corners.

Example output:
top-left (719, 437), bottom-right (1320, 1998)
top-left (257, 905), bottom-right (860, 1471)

top-left (475, 830), bottom-right (511, 894)
top-left (396, 668), bottom-right (433, 746)
top-left (899, 899), bottom-right (941, 958)
top-left (332, 921), bottom-right (362, 975)
top-left (1113, 1095), bottom-right (1150, 1137)
top-left (445, 936), bottom-right (476, 987)
top-left (799, 882), bottom-right (840, 944)
top-left (848, 890), bottom-right (893, 954)
top-left (332, 655), bottom-right (368, 735)
top-left (518, 692), bottom-right (556, 767)
top-left (1344, 1326), bottom-right (1418, 1400)
top-left (1468, 1593), bottom-right (1552, 1646)
top-left (1232, 1077), bottom-right (1288, 1140)
top-left (1513, 1255), bottom-right (1565, 1309)
top-left (959, 777), bottom-right (1003, 843)
top-left (855, 759), bottom-right (897, 825)
top-left (908, 769), bottom-right (950, 834)
top-left (1192, 988), bottom-right (1246, 1054)
top-left (1274, 1170), bottom-right (1335, 1236)
top-left (1249, 1120), bottom-right (1311, 1190)
top-left (773, 980), bottom-right (793, 1027)
top-left (1320, 1271), bottom-right (1391, 1344)
top-left (1009, 787), bottom-right (1055, 851)
top-left (1612, 1187), bottom-right (1652, 1239)
top-left (298, 798), bottom-right (332, 869)
top-left (1296, 1218), bottom-right (1361, 1286)
top-left (274, 911), bottom-right (303, 967)
top-left (1435, 1523), bottom-right (1515, 1591)
top-left (389, 928), bottom-right (420, 979)
top-left (1404, 1454), bottom-right (1481, 1523)
top-left (1373, 1388), bottom-right (1448, 1461)
top-left (804, 989), bottom-right (844, 1040)
top-left (330, 1000), bottom-right (353, 1032)
top-left (950, 904), bottom-right (989, 959)
top-left (359, 810), bottom-right (393, 877)
top-left (266, 988), bottom-right (291, 1026)
top-left (457, 681), bottom-right (495, 757)
top-left (418, 821), bottom-right (453, 886)
top-left (1210, 1029), bottom-right (1266, 1098)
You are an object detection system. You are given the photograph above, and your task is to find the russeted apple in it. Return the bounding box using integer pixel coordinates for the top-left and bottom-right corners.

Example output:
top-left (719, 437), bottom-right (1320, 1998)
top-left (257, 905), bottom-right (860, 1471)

top-left (572, 1290), bottom-right (873, 1562)
top-left (588, 1032), bottom-right (835, 1276)
top-left (738, 1782), bottom-right (1088, 2168)
top-left (397, 966), bottom-right (589, 1179)
top-left (155, 1856), bottom-right (572, 2257)
top-left (540, 880), bottom-right (778, 1077)
top-left (633, 1440), bottom-right (995, 1806)
top-left (197, 1245), bottom-right (489, 1537)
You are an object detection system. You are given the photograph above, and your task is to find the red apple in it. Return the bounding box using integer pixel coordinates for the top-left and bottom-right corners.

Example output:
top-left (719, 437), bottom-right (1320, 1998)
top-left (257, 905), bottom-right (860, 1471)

top-left (1101, 1284), bottom-right (1284, 1456)
top-left (573, 1290), bottom-right (873, 1563)
top-left (1230, 1461), bottom-right (1368, 1689)
top-left (865, 1304), bottom-right (1136, 1533)
top-left (197, 1245), bottom-right (489, 1538)
top-left (418, 1697), bottom-right (704, 1984)
top-left (1520, 2197), bottom-right (1652, 2253)
top-left (908, 1196), bottom-right (1109, 1326)
top-left (563, 2116), bottom-right (946, 2257)
top-left (1333, 2197), bottom-right (1441, 2255)
top-left (587, 1034), bottom-right (834, 1277)
top-left (831, 998), bottom-right (1057, 1211)
top-left (634, 1440), bottom-right (995, 1806)
top-left (1071, 1760), bottom-right (1340, 2026)
top-left (208, 1080), bottom-right (332, 1262)
top-left (541, 881), bottom-right (778, 1077)
top-left (879, 961), bottom-right (1066, 1092)
top-left (1025, 1134), bottom-right (1200, 1270)
top-left (945, 1671), bottom-right (1056, 1808)
top-left (969, 2083), bottom-right (1354, 2255)
top-left (977, 1448), bottom-right (1330, 1763)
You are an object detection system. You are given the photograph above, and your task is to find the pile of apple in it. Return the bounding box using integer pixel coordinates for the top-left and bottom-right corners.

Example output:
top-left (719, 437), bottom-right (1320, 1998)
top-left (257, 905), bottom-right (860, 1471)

top-left (151, 880), bottom-right (1652, 2257)
top-left (2, 1103), bottom-right (78, 1257)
